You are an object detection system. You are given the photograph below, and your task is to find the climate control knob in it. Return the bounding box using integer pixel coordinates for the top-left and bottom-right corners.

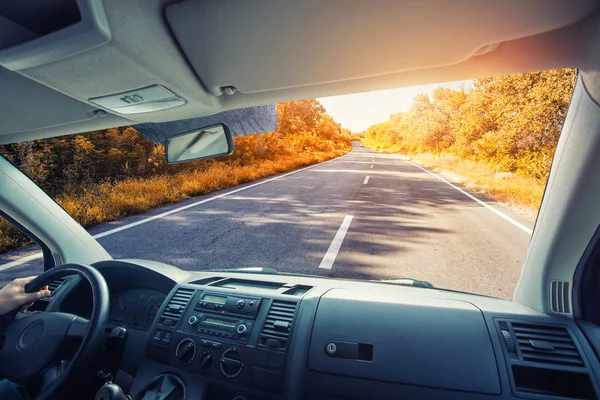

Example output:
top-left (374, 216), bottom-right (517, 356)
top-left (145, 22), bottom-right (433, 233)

top-left (175, 338), bottom-right (196, 364)
top-left (188, 316), bottom-right (199, 326)
top-left (220, 348), bottom-right (244, 378)
top-left (236, 324), bottom-right (248, 335)
top-left (198, 352), bottom-right (216, 373)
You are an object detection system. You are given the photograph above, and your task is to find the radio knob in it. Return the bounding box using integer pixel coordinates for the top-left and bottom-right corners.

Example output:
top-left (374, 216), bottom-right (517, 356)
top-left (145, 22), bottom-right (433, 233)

top-left (235, 299), bottom-right (245, 309)
top-left (236, 324), bottom-right (248, 335)
top-left (188, 316), bottom-right (199, 326)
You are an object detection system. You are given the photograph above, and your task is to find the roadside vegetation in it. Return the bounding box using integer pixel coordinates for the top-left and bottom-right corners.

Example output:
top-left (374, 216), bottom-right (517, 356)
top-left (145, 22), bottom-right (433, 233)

top-left (0, 100), bottom-right (352, 253)
top-left (361, 68), bottom-right (576, 217)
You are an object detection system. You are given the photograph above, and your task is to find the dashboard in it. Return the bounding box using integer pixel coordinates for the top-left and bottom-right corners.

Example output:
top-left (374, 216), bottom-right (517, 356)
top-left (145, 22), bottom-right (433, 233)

top-left (54, 260), bottom-right (176, 331)
top-left (109, 289), bottom-right (165, 330)
top-left (47, 260), bottom-right (600, 400)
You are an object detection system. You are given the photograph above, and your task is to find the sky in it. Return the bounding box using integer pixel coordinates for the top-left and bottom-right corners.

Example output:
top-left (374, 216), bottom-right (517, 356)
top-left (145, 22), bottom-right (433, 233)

top-left (318, 80), bottom-right (472, 132)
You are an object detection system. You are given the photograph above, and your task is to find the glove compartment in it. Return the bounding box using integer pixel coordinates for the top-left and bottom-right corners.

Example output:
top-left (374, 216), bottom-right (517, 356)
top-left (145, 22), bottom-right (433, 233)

top-left (308, 288), bottom-right (500, 394)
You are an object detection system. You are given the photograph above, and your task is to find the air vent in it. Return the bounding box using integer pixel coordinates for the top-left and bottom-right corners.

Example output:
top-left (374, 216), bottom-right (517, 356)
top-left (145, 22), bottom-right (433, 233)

top-left (160, 287), bottom-right (195, 326)
top-left (47, 277), bottom-right (67, 297)
top-left (260, 300), bottom-right (297, 348)
top-left (512, 323), bottom-right (584, 367)
top-left (550, 280), bottom-right (571, 314)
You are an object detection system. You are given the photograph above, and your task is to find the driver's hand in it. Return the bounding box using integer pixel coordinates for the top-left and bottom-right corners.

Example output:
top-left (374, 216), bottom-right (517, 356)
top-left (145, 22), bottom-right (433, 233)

top-left (0, 277), bottom-right (51, 315)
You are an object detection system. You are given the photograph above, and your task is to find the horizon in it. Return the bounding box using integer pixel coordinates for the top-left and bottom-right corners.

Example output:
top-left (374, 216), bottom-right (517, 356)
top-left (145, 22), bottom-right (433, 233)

top-left (318, 80), bottom-right (472, 132)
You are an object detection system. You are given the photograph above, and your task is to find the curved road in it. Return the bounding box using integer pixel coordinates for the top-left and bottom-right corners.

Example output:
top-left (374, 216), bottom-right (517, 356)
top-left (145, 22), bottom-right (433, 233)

top-left (0, 144), bottom-right (533, 298)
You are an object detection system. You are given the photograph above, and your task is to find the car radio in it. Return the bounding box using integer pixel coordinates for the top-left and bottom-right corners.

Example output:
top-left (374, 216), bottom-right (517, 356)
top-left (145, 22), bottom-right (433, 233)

top-left (187, 313), bottom-right (255, 343)
top-left (194, 292), bottom-right (261, 317)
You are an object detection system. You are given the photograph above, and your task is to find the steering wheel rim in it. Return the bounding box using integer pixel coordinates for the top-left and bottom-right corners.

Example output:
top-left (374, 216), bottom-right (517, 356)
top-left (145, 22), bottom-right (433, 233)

top-left (0, 263), bottom-right (109, 400)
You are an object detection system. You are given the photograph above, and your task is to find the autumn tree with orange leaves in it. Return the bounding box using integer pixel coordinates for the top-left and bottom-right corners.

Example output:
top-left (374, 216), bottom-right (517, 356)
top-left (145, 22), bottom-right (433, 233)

top-left (363, 68), bottom-right (576, 182)
top-left (0, 99), bottom-right (351, 252)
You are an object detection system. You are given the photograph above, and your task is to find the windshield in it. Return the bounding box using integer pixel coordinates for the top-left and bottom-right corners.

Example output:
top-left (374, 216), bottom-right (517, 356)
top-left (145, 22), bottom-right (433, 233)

top-left (0, 69), bottom-right (576, 299)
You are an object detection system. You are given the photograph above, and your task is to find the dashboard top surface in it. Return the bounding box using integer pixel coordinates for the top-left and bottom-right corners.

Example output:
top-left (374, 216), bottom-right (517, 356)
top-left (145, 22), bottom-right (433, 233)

top-left (44, 259), bottom-right (600, 400)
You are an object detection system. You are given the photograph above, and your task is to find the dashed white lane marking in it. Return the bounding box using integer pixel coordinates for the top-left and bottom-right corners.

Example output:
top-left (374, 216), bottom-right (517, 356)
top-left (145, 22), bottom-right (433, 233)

top-left (319, 215), bottom-right (354, 269)
top-left (363, 176), bottom-right (370, 185)
top-left (0, 153), bottom-right (351, 271)
top-left (370, 165), bottom-right (373, 169)
top-left (403, 159), bottom-right (533, 235)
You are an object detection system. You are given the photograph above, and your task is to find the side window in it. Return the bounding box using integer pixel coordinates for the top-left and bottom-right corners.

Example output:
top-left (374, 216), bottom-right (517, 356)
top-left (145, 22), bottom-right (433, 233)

top-left (0, 215), bottom-right (46, 289)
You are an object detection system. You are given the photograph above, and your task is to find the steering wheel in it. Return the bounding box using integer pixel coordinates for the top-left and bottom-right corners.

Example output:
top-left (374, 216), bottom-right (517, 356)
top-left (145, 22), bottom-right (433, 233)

top-left (0, 264), bottom-right (109, 400)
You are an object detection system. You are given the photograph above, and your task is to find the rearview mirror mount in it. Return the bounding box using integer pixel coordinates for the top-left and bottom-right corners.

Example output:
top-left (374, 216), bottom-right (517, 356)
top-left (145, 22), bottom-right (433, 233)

top-left (165, 123), bottom-right (233, 164)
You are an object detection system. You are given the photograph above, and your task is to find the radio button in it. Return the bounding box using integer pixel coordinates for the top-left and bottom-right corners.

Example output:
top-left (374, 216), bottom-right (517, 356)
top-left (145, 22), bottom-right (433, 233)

top-left (235, 299), bottom-right (245, 309)
top-left (152, 329), bottom-right (164, 341)
top-left (201, 339), bottom-right (222, 349)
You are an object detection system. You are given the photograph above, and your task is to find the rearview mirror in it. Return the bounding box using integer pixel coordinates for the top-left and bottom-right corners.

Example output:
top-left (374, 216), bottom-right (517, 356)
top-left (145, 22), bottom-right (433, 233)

top-left (165, 124), bottom-right (233, 163)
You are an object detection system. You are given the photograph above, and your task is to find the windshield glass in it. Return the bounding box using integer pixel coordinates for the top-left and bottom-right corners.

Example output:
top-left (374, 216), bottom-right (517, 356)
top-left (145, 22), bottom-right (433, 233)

top-left (0, 69), bottom-right (576, 299)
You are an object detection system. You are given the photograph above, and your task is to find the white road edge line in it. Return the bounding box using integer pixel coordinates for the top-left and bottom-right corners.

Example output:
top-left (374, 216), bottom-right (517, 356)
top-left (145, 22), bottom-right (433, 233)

top-left (0, 253), bottom-right (42, 272)
top-left (0, 153), bottom-right (350, 271)
top-left (403, 159), bottom-right (533, 235)
top-left (363, 176), bottom-right (369, 185)
top-left (319, 215), bottom-right (354, 269)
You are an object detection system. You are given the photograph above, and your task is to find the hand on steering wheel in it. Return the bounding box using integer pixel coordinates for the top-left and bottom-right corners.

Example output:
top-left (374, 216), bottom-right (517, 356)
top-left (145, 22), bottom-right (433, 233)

top-left (0, 264), bottom-right (109, 400)
top-left (0, 277), bottom-right (51, 315)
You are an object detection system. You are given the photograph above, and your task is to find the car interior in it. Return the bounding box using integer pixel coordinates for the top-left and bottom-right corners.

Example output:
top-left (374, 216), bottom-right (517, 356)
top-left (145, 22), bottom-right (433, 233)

top-left (2, 0), bottom-right (600, 399)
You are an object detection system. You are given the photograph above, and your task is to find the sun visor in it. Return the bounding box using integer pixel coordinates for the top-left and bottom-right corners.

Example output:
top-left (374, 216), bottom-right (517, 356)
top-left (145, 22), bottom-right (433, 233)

top-left (165, 0), bottom-right (596, 96)
top-left (133, 105), bottom-right (278, 145)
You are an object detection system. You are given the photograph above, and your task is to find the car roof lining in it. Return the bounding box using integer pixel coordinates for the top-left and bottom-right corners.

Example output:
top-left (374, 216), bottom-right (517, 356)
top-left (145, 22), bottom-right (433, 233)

top-left (0, 0), bottom-right (599, 143)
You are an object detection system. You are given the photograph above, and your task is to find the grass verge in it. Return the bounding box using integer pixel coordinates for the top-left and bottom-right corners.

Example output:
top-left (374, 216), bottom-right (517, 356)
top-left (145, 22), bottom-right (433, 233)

top-left (372, 148), bottom-right (543, 220)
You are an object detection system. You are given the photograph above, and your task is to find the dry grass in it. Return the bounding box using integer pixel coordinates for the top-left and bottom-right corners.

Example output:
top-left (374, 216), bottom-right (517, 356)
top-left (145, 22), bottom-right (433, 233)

top-left (408, 153), bottom-right (543, 220)
top-left (59, 150), bottom-right (349, 227)
top-left (0, 147), bottom-right (350, 253)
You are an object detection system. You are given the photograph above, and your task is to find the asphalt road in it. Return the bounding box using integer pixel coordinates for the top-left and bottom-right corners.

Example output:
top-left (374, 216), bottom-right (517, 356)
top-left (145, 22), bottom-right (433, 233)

top-left (0, 144), bottom-right (533, 298)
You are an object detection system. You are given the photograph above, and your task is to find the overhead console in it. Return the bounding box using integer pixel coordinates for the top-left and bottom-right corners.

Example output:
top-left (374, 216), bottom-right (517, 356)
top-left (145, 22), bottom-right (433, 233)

top-left (0, 0), bottom-right (109, 71)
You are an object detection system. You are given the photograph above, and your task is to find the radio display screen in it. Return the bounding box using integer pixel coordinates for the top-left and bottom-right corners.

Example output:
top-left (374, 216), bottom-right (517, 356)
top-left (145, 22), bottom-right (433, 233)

top-left (205, 317), bottom-right (236, 328)
top-left (202, 294), bottom-right (227, 304)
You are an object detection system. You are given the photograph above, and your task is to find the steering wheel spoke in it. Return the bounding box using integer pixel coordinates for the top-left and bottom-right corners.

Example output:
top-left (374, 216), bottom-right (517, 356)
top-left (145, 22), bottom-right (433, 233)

top-left (39, 359), bottom-right (69, 394)
top-left (67, 316), bottom-right (91, 340)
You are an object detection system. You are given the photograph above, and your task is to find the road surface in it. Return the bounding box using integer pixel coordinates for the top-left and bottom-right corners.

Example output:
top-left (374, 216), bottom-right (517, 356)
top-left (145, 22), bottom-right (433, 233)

top-left (0, 144), bottom-right (533, 298)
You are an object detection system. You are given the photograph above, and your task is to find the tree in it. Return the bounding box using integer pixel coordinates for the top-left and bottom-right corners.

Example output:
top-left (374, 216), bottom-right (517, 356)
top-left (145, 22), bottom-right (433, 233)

top-left (361, 68), bottom-right (576, 182)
